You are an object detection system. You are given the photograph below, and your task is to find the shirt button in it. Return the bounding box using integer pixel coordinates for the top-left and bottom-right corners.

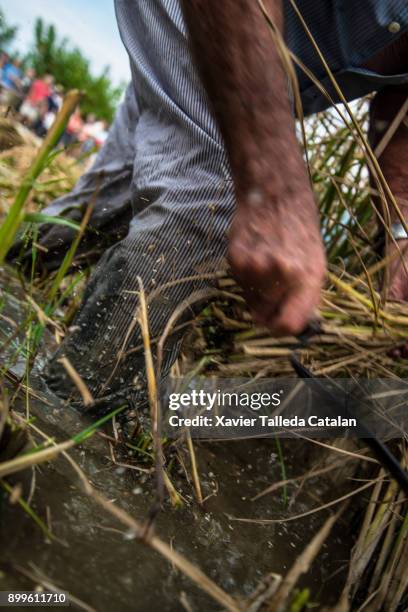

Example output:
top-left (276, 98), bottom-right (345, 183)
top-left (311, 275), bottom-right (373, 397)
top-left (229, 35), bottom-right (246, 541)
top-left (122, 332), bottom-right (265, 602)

top-left (388, 21), bottom-right (401, 33)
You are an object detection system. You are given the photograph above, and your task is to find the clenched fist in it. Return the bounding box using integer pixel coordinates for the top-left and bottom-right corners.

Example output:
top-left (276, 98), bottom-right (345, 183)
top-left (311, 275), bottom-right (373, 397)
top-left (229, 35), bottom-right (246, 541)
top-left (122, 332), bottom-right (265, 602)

top-left (228, 189), bottom-right (326, 336)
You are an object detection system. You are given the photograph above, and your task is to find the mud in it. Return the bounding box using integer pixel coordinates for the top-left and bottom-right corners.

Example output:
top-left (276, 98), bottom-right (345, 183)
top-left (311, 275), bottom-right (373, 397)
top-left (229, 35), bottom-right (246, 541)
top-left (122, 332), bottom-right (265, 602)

top-left (0, 276), bottom-right (354, 611)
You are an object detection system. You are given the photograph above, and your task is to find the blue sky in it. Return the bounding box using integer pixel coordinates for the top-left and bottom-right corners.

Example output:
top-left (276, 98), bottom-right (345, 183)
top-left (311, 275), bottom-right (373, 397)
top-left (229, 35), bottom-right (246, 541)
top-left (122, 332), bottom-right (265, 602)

top-left (1, 0), bottom-right (131, 85)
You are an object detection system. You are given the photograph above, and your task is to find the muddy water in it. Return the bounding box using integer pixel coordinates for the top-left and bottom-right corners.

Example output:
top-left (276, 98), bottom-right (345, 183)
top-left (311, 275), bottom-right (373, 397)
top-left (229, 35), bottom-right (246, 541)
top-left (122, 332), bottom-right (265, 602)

top-left (0, 276), bottom-right (353, 611)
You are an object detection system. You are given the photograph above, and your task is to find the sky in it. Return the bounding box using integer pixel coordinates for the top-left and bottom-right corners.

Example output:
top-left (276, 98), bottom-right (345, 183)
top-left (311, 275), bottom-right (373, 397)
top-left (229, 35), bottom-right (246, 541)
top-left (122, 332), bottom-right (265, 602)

top-left (1, 0), bottom-right (131, 86)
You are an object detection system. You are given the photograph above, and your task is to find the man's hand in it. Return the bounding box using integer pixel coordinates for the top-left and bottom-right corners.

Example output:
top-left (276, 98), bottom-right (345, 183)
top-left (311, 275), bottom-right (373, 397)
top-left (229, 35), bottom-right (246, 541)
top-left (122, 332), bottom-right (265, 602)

top-left (228, 188), bottom-right (326, 336)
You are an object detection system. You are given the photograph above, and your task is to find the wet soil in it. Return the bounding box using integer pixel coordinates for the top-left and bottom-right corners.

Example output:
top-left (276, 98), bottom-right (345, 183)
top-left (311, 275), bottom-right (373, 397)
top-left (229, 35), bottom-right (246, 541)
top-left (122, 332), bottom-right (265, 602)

top-left (0, 276), bottom-right (356, 611)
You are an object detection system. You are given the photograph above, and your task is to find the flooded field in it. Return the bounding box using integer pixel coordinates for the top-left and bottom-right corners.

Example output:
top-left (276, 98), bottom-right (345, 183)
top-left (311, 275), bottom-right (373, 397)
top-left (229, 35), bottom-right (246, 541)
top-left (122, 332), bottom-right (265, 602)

top-left (0, 273), bottom-right (357, 611)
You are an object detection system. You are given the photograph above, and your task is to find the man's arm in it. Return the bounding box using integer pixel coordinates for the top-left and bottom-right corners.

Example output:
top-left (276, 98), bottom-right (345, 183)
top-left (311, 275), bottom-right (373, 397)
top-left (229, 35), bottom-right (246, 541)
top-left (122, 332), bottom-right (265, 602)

top-left (180, 0), bottom-right (326, 336)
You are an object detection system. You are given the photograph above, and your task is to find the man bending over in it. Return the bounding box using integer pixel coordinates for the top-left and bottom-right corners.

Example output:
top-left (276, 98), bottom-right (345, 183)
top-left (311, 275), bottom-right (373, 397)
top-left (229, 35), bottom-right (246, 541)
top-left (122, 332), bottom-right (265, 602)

top-left (14, 1), bottom-right (408, 405)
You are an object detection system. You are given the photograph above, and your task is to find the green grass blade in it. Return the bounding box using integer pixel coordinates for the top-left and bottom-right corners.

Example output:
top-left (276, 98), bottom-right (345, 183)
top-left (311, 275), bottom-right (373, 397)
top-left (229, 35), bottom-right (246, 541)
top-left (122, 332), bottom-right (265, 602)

top-left (0, 90), bottom-right (82, 264)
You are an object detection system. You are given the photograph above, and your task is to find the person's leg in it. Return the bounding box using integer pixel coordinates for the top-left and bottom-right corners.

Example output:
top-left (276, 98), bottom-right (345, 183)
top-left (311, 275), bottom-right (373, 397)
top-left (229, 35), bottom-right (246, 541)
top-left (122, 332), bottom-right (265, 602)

top-left (369, 86), bottom-right (408, 300)
top-left (45, 179), bottom-right (234, 406)
top-left (44, 1), bottom-right (235, 407)
top-left (365, 35), bottom-right (408, 301)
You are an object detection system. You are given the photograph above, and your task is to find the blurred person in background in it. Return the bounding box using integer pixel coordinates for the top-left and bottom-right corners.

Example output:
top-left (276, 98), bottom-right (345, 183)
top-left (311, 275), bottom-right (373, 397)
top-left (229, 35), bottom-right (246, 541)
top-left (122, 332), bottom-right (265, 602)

top-left (20, 67), bottom-right (35, 97)
top-left (13, 67), bottom-right (36, 114)
top-left (81, 116), bottom-right (109, 150)
top-left (20, 73), bottom-right (54, 127)
top-left (0, 56), bottom-right (22, 92)
top-left (40, 83), bottom-right (64, 134)
top-left (0, 56), bottom-right (23, 108)
top-left (79, 114), bottom-right (98, 153)
top-left (61, 107), bottom-right (84, 147)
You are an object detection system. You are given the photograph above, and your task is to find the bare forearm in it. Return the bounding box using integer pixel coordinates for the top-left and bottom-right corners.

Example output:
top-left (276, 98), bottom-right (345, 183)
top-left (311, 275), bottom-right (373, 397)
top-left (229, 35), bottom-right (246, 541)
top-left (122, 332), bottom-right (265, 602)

top-left (181, 0), bottom-right (305, 196)
top-left (181, 0), bottom-right (326, 336)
